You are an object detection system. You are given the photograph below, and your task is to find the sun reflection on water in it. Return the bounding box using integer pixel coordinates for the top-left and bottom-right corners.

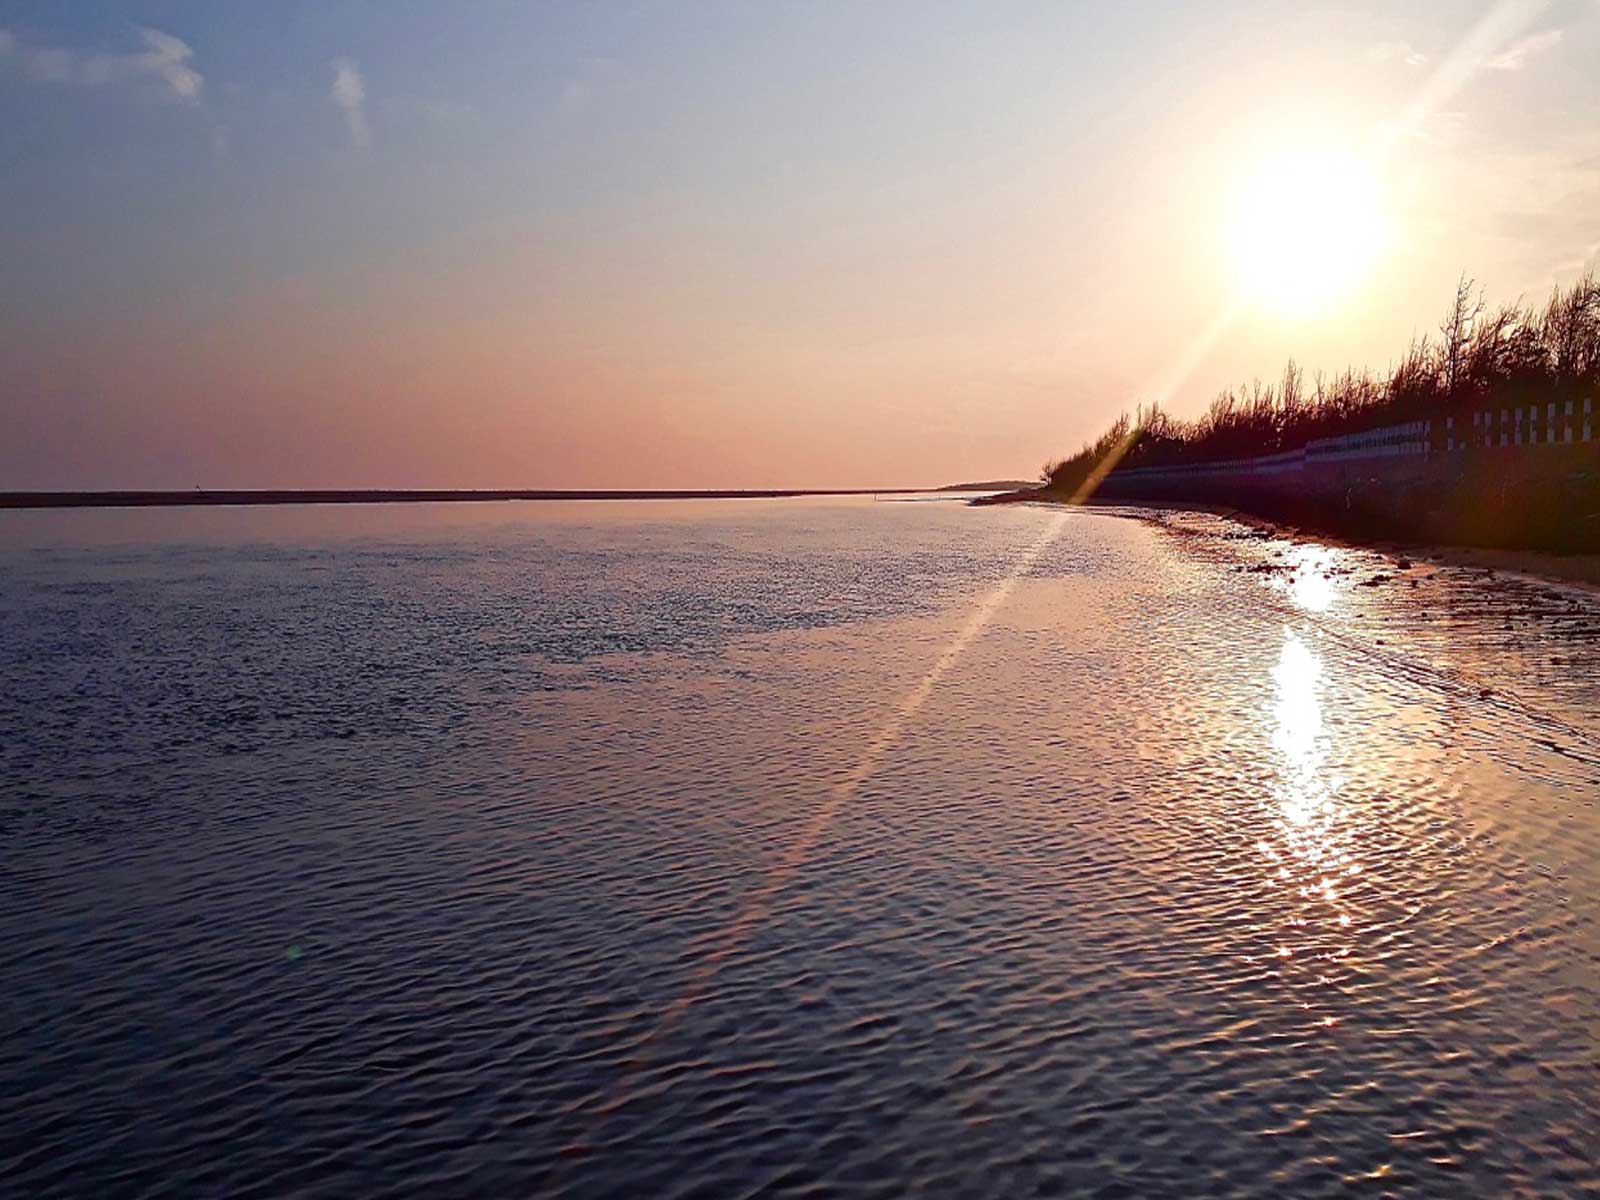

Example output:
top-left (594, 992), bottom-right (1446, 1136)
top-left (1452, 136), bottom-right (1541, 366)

top-left (1273, 633), bottom-right (1326, 794)
top-left (1263, 630), bottom-right (1361, 1018)
top-left (1279, 544), bottom-right (1341, 614)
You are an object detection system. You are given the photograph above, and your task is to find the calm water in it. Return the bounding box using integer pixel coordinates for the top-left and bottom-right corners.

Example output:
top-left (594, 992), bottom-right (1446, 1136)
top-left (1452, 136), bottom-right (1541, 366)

top-left (3, 497), bottom-right (1599, 1198)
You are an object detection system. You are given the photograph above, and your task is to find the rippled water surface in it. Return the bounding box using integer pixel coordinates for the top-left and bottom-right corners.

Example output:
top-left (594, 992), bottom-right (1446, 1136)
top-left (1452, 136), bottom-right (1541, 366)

top-left (4, 497), bottom-right (1599, 1197)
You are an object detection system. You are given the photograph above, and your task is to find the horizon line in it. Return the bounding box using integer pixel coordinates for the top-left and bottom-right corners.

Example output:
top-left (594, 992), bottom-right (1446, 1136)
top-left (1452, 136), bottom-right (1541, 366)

top-left (0, 484), bottom-right (1038, 511)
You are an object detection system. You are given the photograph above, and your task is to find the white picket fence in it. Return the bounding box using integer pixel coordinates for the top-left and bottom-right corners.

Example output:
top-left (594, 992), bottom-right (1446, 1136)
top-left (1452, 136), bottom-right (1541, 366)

top-left (1306, 421), bottom-right (1430, 462)
top-left (1453, 397), bottom-right (1594, 449)
top-left (1111, 400), bottom-right (1594, 485)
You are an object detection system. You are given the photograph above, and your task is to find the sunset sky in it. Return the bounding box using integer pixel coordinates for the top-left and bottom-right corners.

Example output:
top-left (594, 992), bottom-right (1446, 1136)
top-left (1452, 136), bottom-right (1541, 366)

top-left (3, 1), bottom-right (1598, 490)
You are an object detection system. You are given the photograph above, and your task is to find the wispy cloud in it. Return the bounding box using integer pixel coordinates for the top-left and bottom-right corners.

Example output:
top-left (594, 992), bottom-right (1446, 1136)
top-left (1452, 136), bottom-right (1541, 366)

top-left (0, 26), bottom-right (202, 101)
top-left (1481, 27), bottom-right (1563, 70)
top-left (1368, 40), bottom-right (1428, 66)
top-left (1367, 19), bottom-right (1565, 78)
top-left (331, 57), bottom-right (369, 148)
top-left (1379, 0), bottom-right (1563, 153)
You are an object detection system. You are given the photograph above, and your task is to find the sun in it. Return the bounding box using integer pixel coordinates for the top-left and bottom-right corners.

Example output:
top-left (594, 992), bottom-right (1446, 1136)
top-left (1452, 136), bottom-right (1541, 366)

top-left (1228, 147), bottom-right (1390, 319)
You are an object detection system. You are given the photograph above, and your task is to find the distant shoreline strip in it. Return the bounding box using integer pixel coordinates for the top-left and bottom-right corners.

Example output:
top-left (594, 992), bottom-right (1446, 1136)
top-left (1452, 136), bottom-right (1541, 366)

top-left (0, 488), bottom-right (946, 510)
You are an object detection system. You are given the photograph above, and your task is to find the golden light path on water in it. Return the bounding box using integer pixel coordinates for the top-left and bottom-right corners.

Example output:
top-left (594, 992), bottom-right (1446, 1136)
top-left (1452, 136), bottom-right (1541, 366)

top-left (1282, 544), bottom-right (1340, 615)
top-left (566, 510), bottom-right (1073, 1142)
top-left (1253, 510), bottom-right (1375, 1044)
top-left (1260, 631), bottom-right (1362, 1022)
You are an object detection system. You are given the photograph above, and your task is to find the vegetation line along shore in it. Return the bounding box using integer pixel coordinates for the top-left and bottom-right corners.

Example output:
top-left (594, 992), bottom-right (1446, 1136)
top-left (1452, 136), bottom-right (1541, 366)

top-left (1041, 273), bottom-right (1600, 495)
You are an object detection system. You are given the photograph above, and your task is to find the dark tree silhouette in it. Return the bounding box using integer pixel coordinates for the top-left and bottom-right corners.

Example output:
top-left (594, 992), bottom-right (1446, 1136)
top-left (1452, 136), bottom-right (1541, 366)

top-left (1043, 272), bottom-right (1600, 493)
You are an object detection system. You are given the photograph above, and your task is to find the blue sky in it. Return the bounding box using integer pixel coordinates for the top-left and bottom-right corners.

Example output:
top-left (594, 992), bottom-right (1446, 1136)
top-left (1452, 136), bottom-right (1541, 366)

top-left (3, 1), bottom-right (1598, 488)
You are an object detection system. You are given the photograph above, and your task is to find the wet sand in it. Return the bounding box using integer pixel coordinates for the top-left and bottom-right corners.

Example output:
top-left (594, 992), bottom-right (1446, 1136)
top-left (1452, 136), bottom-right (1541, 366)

top-left (1130, 499), bottom-right (1600, 595)
top-left (980, 490), bottom-right (1600, 593)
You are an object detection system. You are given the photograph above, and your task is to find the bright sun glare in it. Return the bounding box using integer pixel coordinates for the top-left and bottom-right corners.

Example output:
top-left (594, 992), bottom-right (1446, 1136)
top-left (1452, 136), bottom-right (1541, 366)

top-left (1230, 148), bottom-right (1389, 319)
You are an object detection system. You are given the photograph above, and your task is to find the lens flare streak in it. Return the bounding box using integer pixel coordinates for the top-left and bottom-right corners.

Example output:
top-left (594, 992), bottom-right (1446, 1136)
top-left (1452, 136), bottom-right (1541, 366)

top-left (564, 510), bottom-right (1070, 1142)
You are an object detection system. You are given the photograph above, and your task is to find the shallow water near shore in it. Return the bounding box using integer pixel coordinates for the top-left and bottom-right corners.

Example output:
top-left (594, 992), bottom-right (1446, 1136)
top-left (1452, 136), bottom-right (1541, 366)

top-left (3, 496), bottom-right (1599, 1197)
